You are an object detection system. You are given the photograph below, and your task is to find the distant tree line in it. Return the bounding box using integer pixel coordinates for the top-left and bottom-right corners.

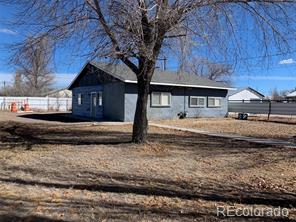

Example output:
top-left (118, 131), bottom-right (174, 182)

top-left (269, 88), bottom-right (296, 100)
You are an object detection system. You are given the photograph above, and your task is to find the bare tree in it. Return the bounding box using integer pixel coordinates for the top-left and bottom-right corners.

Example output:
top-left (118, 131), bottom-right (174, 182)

top-left (270, 88), bottom-right (289, 100)
top-left (0, 72), bottom-right (28, 96)
top-left (270, 88), bottom-right (282, 100)
top-left (204, 62), bottom-right (233, 84)
top-left (0, 82), bottom-right (8, 96)
top-left (186, 58), bottom-right (233, 84)
top-left (174, 34), bottom-right (233, 84)
top-left (11, 36), bottom-right (54, 96)
top-left (0, 71), bottom-right (24, 96)
top-left (4, 0), bottom-right (296, 143)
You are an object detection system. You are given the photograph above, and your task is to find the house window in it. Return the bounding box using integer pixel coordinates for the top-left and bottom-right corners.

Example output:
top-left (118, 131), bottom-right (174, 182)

top-left (78, 93), bottom-right (83, 105)
top-left (98, 91), bottom-right (103, 106)
top-left (208, 97), bottom-right (222, 107)
top-left (151, 92), bottom-right (171, 107)
top-left (189, 96), bottom-right (206, 107)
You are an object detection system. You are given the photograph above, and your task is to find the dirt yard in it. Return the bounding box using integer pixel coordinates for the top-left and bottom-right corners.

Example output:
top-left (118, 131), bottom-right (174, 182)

top-left (158, 117), bottom-right (296, 142)
top-left (0, 114), bottom-right (295, 221)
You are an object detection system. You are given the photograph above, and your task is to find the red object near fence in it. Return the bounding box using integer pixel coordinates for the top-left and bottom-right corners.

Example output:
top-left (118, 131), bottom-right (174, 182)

top-left (24, 103), bottom-right (30, 111)
top-left (11, 102), bottom-right (17, 112)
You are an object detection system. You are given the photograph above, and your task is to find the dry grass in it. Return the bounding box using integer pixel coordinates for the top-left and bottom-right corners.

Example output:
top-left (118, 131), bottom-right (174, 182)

top-left (0, 120), bottom-right (295, 221)
top-left (158, 117), bottom-right (296, 141)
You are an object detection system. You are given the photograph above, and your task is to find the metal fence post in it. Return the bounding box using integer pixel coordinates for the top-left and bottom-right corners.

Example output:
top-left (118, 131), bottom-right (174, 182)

top-left (268, 100), bottom-right (271, 121)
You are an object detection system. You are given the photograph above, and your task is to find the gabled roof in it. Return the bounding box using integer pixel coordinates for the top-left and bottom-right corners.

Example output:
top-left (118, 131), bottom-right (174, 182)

top-left (229, 87), bottom-right (265, 98)
top-left (286, 90), bottom-right (296, 97)
top-left (43, 88), bottom-right (71, 96)
top-left (68, 61), bottom-right (235, 90)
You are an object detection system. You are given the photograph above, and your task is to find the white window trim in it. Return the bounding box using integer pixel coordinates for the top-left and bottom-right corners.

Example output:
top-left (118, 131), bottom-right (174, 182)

top-left (208, 97), bottom-right (222, 108)
top-left (189, 96), bottom-right (206, 108)
top-left (77, 93), bottom-right (82, 106)
top-left (151, 92), bottom-right (171, 107)
top-left (98, 91), bottom-right (103, 106)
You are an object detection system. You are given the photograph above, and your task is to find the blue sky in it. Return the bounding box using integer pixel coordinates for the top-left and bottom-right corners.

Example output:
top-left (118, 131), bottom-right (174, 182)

top-left (0, 3), bottom-right (296, 96)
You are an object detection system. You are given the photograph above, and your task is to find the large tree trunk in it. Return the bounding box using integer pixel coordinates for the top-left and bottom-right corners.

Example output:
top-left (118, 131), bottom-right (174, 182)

top-left (132, 63), bottom-right (154, 143)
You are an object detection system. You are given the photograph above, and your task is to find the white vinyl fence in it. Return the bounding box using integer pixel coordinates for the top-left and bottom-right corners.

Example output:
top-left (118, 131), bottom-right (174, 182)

top-left (0, 96), bottom-right (72, 111)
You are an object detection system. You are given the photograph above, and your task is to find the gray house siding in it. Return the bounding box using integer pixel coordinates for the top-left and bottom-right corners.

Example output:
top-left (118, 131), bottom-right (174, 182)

top-left (124, 84), bottom-right (228, 122)
top-left (71, 63), bottom-right (124, 121)
top-left (103, 82), bottom-right (125, 121)
top-left (72, 85), bottom-right (104, 120)
top-left (70, 62), bottom-right (232, 122)
top-left (185, 87), bottom-right (228, 118)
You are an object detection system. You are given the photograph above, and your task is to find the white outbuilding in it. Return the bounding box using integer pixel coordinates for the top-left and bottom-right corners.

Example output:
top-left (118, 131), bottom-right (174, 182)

top-left (228, 87), bottom-right (265, 101)
top-left (286, 90), bottom-right (296, 100)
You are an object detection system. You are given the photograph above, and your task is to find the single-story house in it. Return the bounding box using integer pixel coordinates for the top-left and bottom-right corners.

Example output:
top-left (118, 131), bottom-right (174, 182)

top-left (228, 87), bottom-right (265, 101)
top-left (68, 62), bottom-right (235, 121)
top-left (286, 90), bottom-right (296, 100)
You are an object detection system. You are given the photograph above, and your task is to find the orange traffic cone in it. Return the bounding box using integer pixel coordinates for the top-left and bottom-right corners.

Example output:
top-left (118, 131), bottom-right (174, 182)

top-left (24, 103), bottom-right (30, 111)
top-left (11, 102), bottom-right (17, 112)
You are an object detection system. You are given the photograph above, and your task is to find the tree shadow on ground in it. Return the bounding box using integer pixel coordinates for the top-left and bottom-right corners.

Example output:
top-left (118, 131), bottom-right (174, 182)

top-left (0, 195), bottom-right (214, 221)
top-left (0, 167), bottom-right (295, 209)
top-left (0, 187), bottom-right (293, 222)
top-left (0, 122), bottom-right (295, 221)
top-left (0, 122), bottom-right (132, 149)
top-left (18, 113), bottom-right (91, 123)
top-left (0, 121), bottom-right (272, 152)
top-left (0, 214), bottom-right (67, 222)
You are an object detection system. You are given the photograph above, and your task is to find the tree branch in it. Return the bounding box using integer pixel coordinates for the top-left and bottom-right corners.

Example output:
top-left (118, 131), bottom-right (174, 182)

top-left (85, 0), bottom-right (139, 74)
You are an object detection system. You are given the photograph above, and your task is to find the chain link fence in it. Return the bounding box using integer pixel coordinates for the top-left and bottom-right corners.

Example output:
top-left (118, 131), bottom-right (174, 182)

top-left (0, 96), bottom-right (72, 112)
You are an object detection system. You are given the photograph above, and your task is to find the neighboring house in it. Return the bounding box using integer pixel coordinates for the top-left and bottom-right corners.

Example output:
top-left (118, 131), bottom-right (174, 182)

top-left (228, 87), bottom-right (265, 101)
top-left (286, 90), bottom-right (296, 100)
top-left (44, 88), bottom-right (72, 98)
top-left (68, 62), bottom-right (235, 121)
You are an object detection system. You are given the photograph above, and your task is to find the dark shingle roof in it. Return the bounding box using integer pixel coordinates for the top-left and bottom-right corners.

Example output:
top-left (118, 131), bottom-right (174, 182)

top-left (91, 62), bottom-right (233, 89)
top-left (69, 61), bottom-right (235, 90)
